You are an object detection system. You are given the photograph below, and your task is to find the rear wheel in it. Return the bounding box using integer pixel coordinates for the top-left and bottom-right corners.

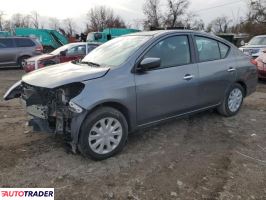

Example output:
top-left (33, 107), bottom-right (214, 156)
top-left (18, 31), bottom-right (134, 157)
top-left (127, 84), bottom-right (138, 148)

top-left (217, 83), bottom-right (244, 117)
top-left (78, 107), bottom-right (128, 160)
top-left (18, 56), bottom-right (30, 68)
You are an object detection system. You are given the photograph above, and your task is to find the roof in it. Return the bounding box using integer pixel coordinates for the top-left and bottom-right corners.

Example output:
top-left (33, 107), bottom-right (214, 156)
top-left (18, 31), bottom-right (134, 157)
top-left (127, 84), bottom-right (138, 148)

top-left (67, 42), bottom-right (101, 46)
top-left (127, 30), bottom-right (212, 37)
top-left (253, 35), bottom-right (266, 38)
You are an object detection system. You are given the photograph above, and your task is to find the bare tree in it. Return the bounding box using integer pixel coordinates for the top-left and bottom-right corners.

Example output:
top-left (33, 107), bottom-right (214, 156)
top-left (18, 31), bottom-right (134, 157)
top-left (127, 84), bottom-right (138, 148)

top-left (10, 13), bottom-right (31, 28)
top-left (247, 0), bottom-right (266, 24)
top-left (3, 19), bottom-right (12, 32)
top-left (208, 16), bottom-right (232, 33)
top-left (30, 11), bottom-right (40, 28)
top-left (143, 0), bottom-right (162, 29)
top-left (0, 11), bottom-right (5, 30)
top-left (86, 6), bottom-right (126, 32)
top-left (164, 0), bottom-right (190, 28)
top-left (63, 18), bottom-right (75, 35)
top-left (49, 17), bottom-right (60, 30)
top-left (191, 19), bottom-right (205, 31)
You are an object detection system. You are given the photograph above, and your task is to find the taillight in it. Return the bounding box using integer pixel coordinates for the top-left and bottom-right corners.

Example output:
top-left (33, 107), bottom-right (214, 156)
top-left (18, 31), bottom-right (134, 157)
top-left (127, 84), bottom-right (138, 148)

top-left (35, 45), bottom-right (43, 52)
top-left (250, 59), bottom-right (257, 66)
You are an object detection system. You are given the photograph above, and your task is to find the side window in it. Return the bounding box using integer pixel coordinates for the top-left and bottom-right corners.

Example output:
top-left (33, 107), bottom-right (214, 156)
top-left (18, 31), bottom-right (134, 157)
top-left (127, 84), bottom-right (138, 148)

top-left (219, 42), bottom-right (230, 58)
top-left (144, 35), bottom-right (191, 68)
top-left (195, 36), bottom-right (220, 62)
top-left (67, 45), bottom-right (86, 56)
top-left (87, 45), bottom-right (97, 54)
top-left (0, 38), bottom-right (14, 48)
top-left (14, 38), bottom-right (35, 47)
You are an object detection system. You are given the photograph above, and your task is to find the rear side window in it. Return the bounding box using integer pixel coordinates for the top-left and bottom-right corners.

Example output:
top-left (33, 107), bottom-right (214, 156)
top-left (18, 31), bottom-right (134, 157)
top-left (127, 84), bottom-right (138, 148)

top-left (195, 36), bottom-right (220, 62)
top-left (144, 35), bottom-right (191, 68)
top-left (14, 38), bottom-right (35, 47)
top-left (67, 45), bottom-right (86, 55)
top-left (0, 38), bottom-right (14, 48)
top-left (219, 42), bottom-right (230, 58)
top-left (87, 45), bottom-right (98, 53)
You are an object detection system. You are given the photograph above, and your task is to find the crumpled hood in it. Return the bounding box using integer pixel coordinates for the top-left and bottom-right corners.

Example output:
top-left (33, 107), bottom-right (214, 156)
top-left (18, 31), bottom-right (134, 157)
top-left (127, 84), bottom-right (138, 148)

top-left (22, 62), bottom-right (110, 88)
top-left (27, 54), bottom-right (56, 62)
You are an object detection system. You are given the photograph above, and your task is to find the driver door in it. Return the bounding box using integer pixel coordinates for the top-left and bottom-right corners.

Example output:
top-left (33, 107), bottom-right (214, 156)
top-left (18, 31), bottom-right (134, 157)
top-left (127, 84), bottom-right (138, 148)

top-left (135, 35), bottom-right (199, 125)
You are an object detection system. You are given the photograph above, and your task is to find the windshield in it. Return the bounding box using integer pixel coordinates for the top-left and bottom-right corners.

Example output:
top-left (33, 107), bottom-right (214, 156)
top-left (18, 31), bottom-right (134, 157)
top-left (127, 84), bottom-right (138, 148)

top-left (82, 35), bottom-right (151, 67)
top-left (50, 44), bottom-right (72, 55)
top-left (249, 36), bottom-right (266, 45)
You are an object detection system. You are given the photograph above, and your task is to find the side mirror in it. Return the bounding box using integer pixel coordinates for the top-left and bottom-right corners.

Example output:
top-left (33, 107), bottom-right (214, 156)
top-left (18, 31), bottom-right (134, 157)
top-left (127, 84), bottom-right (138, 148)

top-left (138, 57), bottom-right (161, 71)
top-left (60, 50), bottom-right (66, 56)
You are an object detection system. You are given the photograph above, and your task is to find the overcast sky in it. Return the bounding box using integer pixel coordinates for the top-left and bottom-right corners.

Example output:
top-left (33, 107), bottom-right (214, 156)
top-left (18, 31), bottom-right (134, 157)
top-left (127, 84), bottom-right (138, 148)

top-left (0, 0), bottom-right (248, 31)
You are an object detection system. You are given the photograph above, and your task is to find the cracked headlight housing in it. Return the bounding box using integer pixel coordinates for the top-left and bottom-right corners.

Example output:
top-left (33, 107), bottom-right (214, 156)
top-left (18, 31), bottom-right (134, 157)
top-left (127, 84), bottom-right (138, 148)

top-left (56, 83), bottom-right (85, 105)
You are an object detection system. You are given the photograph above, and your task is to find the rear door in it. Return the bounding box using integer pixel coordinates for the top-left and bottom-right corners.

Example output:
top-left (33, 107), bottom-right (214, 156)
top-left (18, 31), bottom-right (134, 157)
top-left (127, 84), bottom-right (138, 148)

top-left (193, 35), bottom-right (236, 107)
top-left (135, 34), bottom-right (199, 125)
top-left (0, 38), bottom-right (16, 65)
top-left (14, 38), bottom-right (36, 57)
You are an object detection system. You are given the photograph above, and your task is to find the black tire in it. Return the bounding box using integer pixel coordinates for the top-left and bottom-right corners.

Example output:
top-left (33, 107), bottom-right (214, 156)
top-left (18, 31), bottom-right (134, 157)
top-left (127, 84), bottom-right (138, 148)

top-left (18, 56), bottom-right (30, 68)
top-left (78, 107), bottom-right (128, 160)
top-left (217, 83), bottom-right (244, 117)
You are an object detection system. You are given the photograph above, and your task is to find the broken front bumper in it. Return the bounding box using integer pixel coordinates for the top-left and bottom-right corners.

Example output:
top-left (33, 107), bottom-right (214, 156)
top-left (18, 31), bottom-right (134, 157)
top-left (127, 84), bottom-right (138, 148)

top-left (4, 81), bottom-right (87, 151)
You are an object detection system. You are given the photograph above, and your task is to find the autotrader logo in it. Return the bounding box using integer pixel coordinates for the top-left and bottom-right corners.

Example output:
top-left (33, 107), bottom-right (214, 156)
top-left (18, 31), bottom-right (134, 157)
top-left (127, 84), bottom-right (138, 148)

top-left (0, 188), bottom-right (54, 200)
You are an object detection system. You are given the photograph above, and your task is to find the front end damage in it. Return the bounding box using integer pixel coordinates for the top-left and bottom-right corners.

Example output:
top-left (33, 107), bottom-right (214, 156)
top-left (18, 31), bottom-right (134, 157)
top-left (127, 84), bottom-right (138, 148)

top-left (4, 81), bottom-right (87, 152)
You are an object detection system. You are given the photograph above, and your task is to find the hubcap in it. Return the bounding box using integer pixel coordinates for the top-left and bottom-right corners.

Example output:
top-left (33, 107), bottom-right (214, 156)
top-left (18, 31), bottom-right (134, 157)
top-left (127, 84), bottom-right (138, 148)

top-left (21, 59), bottom-right (26, 68)
top-left (228, 88), bottom-right (243, 112)
top-left (88, 117), bottom-right (122, 154)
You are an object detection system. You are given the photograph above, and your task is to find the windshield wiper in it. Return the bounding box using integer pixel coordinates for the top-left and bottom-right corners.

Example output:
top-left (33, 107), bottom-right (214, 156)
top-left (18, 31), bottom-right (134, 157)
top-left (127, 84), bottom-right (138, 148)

top-left (81, 61), bottom-right (100, 67)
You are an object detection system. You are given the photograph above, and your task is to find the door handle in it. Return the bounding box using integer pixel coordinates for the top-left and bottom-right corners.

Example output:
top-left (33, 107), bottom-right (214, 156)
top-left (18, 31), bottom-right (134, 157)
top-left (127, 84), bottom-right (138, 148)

top-left (183, 74), bottom-right (194, 80)
top-left (227, 67), bottom-right (236, 72)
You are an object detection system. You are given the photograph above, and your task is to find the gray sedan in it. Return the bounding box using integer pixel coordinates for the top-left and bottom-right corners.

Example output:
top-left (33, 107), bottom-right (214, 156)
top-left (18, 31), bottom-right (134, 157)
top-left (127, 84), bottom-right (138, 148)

top-left (4, 30), bottom-right (257, 160)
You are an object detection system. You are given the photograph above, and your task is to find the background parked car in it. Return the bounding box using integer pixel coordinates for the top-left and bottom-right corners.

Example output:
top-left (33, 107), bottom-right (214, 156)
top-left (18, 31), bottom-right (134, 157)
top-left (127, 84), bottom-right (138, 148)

top-left (0, 36), bottom-right (43, 68)
top-left (255, 49), bottom-right (266, 80)
top-left (239, 35), bottom-right (266, 58)
top-left (24, 42), bottom-right (100, 72)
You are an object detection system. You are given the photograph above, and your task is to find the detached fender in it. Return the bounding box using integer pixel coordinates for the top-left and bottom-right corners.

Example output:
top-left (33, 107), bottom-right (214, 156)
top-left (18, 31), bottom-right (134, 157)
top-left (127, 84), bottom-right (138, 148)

top-left (3, 80), bottom-right (22, 101)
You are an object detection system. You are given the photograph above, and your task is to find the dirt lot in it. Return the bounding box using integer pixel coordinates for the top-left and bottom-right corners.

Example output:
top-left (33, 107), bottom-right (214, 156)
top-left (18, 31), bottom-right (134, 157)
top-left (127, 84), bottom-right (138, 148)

top-left (0, 69), bottom-right (266, 200)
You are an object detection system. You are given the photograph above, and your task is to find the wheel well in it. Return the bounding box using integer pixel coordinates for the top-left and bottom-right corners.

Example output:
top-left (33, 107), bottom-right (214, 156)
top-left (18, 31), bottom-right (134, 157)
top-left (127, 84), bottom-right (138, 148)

top-left (92, 102), bottom-right (131, 131)
top-left (17, 55), bottom-right (31, 63)
top-left (236, 81), bottom-right (247, 97)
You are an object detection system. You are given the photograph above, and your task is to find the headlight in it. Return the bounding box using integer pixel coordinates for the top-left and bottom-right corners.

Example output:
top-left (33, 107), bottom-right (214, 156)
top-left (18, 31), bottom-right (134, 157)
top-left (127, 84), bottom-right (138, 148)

top-left (69, 101), bottom-right (83, 113)
top-left (56, 83), bottom-right (85, 105)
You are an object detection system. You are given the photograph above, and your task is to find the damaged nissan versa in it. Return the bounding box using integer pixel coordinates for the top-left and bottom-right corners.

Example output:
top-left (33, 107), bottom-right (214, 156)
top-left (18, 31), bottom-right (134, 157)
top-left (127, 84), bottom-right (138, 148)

top-left (4, 30), bottom-right (257, 160)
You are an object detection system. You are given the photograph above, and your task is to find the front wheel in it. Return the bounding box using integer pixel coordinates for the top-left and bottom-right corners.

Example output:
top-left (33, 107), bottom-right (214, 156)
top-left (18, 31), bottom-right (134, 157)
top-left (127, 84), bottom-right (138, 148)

top-left (78, 107), bottom-right (128, 160)
top-left (217, 83), bottom-right (244, 117)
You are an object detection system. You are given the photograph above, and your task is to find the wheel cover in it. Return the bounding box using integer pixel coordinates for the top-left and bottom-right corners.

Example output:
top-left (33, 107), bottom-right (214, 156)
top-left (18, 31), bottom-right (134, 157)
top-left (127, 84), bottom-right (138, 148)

top-left (21, 59), bottom-right (27, 67)
top-left (88, 117), bottom-right (123, 154)
top-left (228, 88), bottom-right (243, 112)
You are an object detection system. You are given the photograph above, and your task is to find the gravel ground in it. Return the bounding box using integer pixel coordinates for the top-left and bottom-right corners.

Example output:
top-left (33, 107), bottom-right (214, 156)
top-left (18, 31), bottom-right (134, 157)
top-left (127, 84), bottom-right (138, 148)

top-left (0, 69), bottom-right (266, 200)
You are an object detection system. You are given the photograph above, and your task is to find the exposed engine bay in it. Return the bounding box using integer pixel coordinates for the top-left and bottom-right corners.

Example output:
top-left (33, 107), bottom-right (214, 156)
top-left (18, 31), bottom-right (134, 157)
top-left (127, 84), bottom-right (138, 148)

top-left (20, 82), bottom-right (85, 134)
top-left (3, 81), bottom-right (87, 152)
